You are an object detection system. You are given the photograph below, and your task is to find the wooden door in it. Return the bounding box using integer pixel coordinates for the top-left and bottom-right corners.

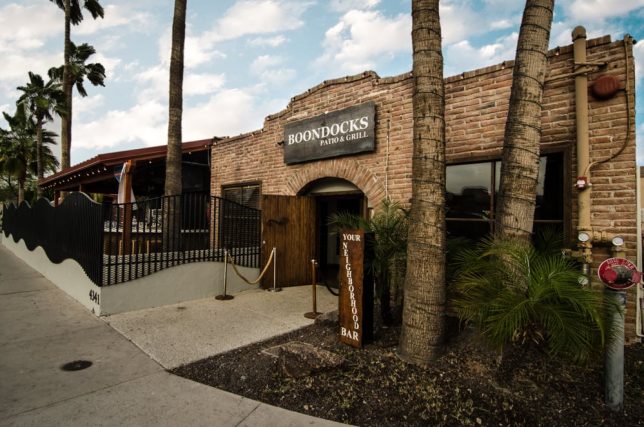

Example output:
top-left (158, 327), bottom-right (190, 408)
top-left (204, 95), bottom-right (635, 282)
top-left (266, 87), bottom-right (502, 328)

top-left (261, 195), bottom-right (316, 288)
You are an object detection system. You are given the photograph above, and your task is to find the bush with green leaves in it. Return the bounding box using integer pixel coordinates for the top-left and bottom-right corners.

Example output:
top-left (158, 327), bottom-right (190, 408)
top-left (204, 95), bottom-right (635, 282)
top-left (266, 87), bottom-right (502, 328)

top-left (328, 199), bottom-right (408, 324)
top-left (450, 237), bottom-right (616, 364)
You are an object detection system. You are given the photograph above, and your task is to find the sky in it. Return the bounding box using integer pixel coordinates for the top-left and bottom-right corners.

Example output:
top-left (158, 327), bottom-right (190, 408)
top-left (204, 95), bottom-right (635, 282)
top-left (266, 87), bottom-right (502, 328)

top-left (0, 0), bottom-right (643, 167)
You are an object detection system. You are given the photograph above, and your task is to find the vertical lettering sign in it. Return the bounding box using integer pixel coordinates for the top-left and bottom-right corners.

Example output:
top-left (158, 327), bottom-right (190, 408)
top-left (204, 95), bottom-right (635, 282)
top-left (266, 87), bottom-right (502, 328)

top-left (339, 228), bottom-right (365, 348)
top-left (283, 102), bottom-right (376, 164)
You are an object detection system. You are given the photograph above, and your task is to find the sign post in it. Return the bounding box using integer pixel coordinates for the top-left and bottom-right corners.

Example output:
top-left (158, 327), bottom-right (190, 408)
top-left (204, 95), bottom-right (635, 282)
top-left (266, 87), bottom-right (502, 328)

top-left (338, 229), bottom-right (373, 348)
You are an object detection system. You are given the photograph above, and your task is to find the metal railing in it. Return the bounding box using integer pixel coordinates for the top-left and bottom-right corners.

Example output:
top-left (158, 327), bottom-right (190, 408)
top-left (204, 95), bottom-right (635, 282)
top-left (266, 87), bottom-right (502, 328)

top-left (2, 192), bottom-right (261, 286)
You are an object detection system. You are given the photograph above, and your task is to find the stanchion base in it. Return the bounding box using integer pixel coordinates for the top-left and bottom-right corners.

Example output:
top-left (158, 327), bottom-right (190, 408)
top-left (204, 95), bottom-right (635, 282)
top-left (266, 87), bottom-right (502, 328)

top-left (267, 288), bottom-right (283, 293)
top-left (304, 311), bottom-right (321, 319)
top-left (215, 294), bottom-right (234, 300)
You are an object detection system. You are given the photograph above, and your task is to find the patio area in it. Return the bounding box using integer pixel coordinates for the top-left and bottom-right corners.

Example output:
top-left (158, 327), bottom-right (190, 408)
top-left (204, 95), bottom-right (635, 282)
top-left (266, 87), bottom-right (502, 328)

top-left (104, 285), bottom-right (338, 369)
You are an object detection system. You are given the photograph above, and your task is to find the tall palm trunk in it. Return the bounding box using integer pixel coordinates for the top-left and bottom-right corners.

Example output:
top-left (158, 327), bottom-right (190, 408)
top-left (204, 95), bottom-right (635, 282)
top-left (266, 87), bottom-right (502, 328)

top-left (61, 0), bottom-right (72, 170)
top-left (35, 117), bottom-right (43, 199)
top-left (17, 174), bottom-right (26, 204)
top-left (399, 0), bottom-right (446, 365)
top-left (163, 0), bottom-right (186, 250)
top-left (495, 0), bottom-right (554, 240)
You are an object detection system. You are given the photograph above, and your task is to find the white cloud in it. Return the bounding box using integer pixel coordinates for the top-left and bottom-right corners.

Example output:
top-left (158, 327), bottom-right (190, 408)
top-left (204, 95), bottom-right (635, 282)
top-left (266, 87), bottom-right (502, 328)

top-left (250, 55), bottom-right (296, 86)
top-left (184, 73), bottom-right (226, 96)
top-left (157, 29), bottom-right (227, 70)
top-left (329, 0), bottom-right (381, 13)
top-left (73, 101), bottom-right (167, 149)
top-left (637, 123), bottom-right (644, 165)
top-left (76, 4), bottom-right (152, 36)
top-left (248, 35), bottom-right (288, 47)
top-left (204, 0), bottom-right (313, 43)
top-left (73, 94), bottom-right (105, 122)
top-left (183, 89), bottom-right (265, 139)
top-left (0, 52), bottom-right (61, 82)
top-left (251, 55), bottom-right (283, 73)
top-left (316, 10), bottom-right (411, 74)
top-left (566, 0), bottom-right (644, 22)
top-left (633, 40), bottom-right (644, 86)
top-left (134, 65), bottom-right (226, 102)
top-left (444, 32), bottom-right (518, 77)
top-left (0, 3), bottom-right (59, 52)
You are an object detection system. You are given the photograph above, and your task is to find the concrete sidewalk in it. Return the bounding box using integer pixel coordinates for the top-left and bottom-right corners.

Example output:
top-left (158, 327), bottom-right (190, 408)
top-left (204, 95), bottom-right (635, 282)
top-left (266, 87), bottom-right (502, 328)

top-left (0, 243), bottom-right (346, 426)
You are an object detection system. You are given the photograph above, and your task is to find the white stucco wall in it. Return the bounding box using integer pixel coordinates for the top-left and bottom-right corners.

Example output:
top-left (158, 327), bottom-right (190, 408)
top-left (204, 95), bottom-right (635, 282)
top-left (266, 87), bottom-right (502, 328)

top-left (1, 235), bottom-right (260, 316)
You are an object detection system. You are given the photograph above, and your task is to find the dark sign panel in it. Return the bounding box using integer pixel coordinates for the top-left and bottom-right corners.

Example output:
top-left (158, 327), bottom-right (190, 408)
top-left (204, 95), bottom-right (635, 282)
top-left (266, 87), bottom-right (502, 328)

top-left (283, 102), bottom-right (376, 164)
top-left (339, 228), bottom-right (365, 348)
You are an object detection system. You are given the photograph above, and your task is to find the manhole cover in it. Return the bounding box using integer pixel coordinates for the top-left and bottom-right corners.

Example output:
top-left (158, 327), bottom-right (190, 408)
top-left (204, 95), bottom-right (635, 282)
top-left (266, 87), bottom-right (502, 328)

top-left (60, 360), bottom-right (93, 372)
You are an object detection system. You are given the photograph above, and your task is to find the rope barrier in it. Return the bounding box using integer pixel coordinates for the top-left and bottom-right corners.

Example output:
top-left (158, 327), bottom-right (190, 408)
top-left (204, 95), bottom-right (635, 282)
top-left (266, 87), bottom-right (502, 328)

top-left (225, 248), bottom-right (275, 285)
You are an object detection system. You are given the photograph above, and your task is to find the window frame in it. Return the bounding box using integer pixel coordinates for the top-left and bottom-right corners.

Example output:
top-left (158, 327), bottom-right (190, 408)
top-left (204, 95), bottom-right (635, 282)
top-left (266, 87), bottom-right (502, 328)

top-left (445, 147), bottom-right (570, 240)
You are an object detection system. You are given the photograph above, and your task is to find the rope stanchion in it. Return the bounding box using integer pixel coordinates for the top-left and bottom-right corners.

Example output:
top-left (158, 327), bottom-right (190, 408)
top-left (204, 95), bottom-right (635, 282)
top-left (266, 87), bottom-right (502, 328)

top-left (304, 259), bottom-right (321, 319)
top-left (216, 249), bottom-right (234, 300)
top-left (216, 248), bottom-right (276, 301)
top-left (267, 247), bottom-right (281, 292)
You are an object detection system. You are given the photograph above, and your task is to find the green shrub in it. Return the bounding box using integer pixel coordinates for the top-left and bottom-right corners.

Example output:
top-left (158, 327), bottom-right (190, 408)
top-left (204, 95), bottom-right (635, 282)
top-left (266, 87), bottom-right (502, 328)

top-left (450, 237), bottom-right (615, 364)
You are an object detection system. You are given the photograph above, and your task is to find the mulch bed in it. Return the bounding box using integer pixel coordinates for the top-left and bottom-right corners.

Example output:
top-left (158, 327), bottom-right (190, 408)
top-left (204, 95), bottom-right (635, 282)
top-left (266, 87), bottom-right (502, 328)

top-left (171, 317), bottom-right (643, 426)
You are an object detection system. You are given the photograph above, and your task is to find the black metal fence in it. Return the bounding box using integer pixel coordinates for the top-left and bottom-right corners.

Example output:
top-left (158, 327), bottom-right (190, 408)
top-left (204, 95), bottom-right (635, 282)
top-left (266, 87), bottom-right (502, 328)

top-left (2, 192), bottom-right (261, 286)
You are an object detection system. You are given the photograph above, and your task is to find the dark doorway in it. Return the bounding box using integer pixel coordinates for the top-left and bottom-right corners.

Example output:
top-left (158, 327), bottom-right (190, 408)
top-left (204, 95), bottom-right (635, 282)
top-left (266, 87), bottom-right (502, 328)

top-left (299, 178), bottom-right (366, 290)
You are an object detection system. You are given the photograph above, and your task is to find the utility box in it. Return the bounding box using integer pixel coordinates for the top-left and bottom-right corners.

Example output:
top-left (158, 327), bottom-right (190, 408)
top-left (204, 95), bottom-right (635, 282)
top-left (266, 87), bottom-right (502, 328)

top-left (338, 228), bottom-right (373, 348)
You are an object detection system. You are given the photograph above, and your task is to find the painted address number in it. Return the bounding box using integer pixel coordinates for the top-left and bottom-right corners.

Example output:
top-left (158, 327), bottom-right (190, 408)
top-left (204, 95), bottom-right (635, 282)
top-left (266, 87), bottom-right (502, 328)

top-left (89, 290), bottom-right (100, 305)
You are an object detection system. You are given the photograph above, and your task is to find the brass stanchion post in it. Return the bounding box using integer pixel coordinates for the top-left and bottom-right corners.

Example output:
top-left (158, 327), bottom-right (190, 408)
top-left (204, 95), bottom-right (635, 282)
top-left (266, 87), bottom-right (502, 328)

top-left (216, 249), bottom-right (234, 300)
top-left (305, 259), bottom-right (321, 319)
top-left (267, 247), bottom-right (282, 292)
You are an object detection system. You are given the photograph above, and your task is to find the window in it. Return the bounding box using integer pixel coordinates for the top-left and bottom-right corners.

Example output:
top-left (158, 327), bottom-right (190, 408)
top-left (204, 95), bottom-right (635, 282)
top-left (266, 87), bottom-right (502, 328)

top-left (222, 183), bottom-right (260, 210)
top-left (446, 153), bottom-right (564, 240)
top-left (220, 183), bottom-right (261, 249)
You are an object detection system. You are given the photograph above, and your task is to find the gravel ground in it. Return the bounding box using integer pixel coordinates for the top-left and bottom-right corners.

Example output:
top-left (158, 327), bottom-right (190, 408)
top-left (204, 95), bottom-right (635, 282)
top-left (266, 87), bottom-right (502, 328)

top-left (172, 319), bottom-right (643, 427)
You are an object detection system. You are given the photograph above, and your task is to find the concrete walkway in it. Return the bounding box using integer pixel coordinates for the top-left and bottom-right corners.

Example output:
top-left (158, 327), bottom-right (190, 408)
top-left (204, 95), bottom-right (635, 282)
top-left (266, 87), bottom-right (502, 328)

top-left (0, 244), bottom-right (345, 426)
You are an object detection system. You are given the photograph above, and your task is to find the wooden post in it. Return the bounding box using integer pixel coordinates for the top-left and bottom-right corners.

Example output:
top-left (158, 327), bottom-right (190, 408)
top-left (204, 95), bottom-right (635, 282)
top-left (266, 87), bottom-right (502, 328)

top-left (122, 160), bottom-right (134, 256)
top-left (54, 190), bottom-right (60, 207)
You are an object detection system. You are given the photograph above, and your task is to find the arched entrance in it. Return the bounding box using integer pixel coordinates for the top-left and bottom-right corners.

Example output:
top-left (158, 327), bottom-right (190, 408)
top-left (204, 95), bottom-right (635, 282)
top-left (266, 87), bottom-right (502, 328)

top-left (299, 178), bottom-right (366, 288)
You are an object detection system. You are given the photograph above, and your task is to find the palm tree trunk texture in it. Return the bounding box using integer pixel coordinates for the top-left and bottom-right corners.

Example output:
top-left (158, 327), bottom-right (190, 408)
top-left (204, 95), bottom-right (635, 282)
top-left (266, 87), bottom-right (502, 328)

top-left (495, 0), bottom-right (554, 240)
top-left (18, 176), bottom-right (25, 205)
top-left (61, 0), bottom-right (72, 170)
top-left (163, 0), bottom-right (186, 250)
top-left (399, 0), bottom-right (447, 365)
top-left (36, 118), bottom-right (43, 199)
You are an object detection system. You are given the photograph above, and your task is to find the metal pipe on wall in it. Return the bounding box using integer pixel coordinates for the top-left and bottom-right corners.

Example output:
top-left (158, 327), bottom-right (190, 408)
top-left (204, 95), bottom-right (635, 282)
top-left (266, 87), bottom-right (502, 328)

top-left (572, 26), bottom-right (594, 272)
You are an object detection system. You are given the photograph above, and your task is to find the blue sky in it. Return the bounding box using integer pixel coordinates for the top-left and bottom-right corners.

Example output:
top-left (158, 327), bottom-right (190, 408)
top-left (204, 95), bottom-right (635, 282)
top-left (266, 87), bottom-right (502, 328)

top-left (0, 0), bottom-right (643, 166)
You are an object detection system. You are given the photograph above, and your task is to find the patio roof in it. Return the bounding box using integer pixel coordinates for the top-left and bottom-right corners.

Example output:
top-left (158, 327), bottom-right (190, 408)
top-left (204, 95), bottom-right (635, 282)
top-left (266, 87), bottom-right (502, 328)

top-left (41, 138), bottom-right (219, 192)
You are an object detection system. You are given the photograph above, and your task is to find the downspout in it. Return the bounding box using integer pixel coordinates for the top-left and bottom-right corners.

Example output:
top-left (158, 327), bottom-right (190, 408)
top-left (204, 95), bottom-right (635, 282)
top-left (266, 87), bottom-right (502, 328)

top-left (637, 165), bottom-right (643, 337)
top-left (572, 26), bottom-right (593, 277)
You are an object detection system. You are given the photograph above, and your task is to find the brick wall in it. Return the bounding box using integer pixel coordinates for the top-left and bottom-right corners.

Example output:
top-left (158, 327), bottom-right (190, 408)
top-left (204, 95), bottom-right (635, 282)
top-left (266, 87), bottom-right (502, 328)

top-left (211, 35), bottom-right (639, 341)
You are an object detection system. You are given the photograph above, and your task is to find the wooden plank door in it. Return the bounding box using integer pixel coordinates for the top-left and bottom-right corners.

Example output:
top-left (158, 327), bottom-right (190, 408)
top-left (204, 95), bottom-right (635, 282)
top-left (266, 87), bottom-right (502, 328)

top-left (261, 195), bottom-right (316, 288)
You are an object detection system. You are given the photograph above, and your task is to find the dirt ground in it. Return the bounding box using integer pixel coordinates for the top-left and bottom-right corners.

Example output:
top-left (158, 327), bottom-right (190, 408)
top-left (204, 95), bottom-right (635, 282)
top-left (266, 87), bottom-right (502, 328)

top-left (172, 316), bottom-right (643, 427)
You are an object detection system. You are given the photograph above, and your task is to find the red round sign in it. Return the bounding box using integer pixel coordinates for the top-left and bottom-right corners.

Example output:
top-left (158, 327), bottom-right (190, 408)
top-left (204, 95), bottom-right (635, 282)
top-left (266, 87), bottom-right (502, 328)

top-left (597, 258), bottom-right (641, 290)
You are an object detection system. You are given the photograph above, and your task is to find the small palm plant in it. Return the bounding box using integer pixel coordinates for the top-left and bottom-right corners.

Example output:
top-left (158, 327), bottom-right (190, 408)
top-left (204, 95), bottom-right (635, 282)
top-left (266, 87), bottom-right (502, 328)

top-left (451, 237), bottom-right (614, 364)
top-left (328, 199), bottom-right (409, 324)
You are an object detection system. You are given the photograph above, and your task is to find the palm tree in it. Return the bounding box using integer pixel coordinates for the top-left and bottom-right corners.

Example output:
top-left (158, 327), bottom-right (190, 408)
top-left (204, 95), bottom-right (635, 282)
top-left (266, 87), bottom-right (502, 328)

top-left (328, 199), bottom-right (409, 324)
top-left (163, 0), bottom-right (186, 250)
top-left (495, 0), bottom-right (554, 240)
top-left (48, 41), bottom-right (106, 99)
top-left (450, 237), bottom-right (613, 365)
top-left (16, 72), bottom-right (66, 199)
top-left (49, 0), bottom-right (104, 170)
top-left (0, 108), bottom-right (59, 203)
top-left (399, 0), bottom-right (447, 365)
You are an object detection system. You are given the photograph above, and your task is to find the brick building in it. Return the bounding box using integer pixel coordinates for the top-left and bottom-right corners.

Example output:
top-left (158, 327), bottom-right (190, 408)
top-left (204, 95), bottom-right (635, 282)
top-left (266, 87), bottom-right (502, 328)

top-left (210, 32), bottom-right (640, 340)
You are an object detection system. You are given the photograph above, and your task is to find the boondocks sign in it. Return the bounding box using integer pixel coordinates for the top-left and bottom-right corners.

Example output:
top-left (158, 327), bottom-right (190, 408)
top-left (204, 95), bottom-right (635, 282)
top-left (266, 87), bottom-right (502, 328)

top-left (283, 102), bottom-right (376, 164)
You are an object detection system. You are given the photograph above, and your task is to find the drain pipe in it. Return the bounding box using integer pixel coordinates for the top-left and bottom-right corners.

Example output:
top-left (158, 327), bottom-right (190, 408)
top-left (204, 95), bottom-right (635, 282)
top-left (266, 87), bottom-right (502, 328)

top-left (572, 26), bottom-right (593, 278)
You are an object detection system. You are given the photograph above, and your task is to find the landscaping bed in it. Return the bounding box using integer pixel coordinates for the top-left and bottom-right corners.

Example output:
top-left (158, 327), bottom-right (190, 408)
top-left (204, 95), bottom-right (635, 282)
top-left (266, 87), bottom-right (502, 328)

top-left (172, 317), bottom-right (643, 426)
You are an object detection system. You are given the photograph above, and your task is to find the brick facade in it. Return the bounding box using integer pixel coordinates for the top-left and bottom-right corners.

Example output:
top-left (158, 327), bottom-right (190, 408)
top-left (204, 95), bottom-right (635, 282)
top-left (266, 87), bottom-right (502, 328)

top-left (211, 35), bottom-right (640, 341)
